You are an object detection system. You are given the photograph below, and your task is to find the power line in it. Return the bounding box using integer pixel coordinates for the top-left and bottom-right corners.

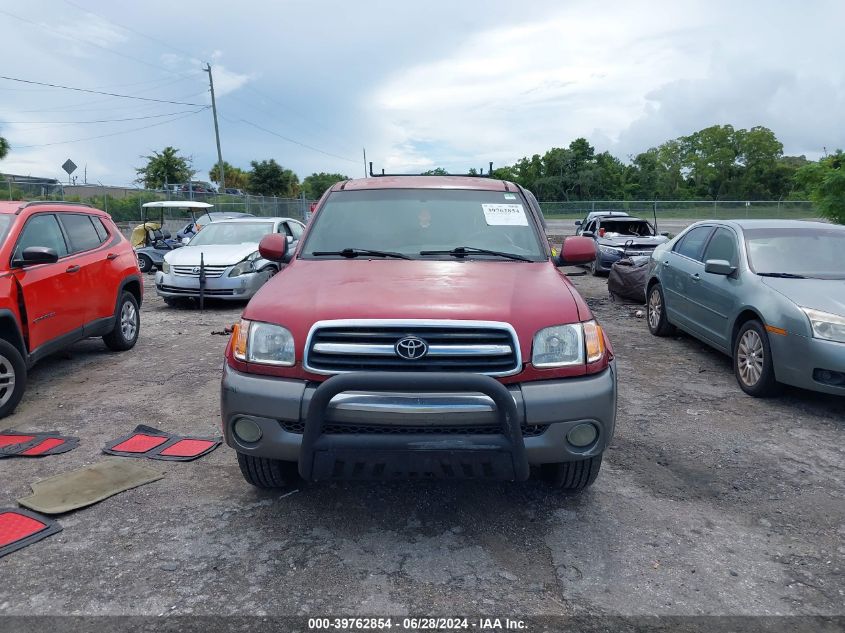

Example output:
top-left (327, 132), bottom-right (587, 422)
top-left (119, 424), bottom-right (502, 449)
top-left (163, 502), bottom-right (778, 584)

top-left (0, 75), bottom-right (206, 106)
top-left (0, 8), bottom-right (185, 77)
top-left (12, 108), bottom-right (209, 149)
top-left (234, 118), bottom-right (359, 164)
top-left (3, 109), bottom-right (210, 126)
top-left (57, 0), bottom-right (362, 156)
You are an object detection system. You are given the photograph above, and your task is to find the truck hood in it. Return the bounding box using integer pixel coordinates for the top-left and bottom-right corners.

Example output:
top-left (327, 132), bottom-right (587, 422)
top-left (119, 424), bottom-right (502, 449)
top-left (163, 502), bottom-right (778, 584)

top-left (761, 277), bottom-right (845, 317)
top-left (245, 259), bottom-right (591, 355)
top-left (163, 243), bottom-right (258, 267)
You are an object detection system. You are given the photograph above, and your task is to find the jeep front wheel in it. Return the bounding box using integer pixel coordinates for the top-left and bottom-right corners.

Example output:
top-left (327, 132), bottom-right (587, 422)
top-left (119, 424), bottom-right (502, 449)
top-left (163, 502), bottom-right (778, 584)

top-left (0, 339), bottom-right (27, 419)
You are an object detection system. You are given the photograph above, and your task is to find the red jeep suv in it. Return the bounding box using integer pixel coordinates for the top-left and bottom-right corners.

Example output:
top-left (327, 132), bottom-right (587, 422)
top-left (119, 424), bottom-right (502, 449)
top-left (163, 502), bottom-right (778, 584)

top-left (222, 176), bottom-right (616, 492)
top-left (0, 201), bottom-right (142, 418)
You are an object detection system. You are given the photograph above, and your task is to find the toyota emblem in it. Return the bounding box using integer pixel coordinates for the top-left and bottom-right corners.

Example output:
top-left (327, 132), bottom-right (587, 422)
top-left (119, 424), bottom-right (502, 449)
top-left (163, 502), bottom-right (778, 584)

top-left (395, 336), bottom-right (428, 360)
top-left (191, 266), bottom-right (201, 274)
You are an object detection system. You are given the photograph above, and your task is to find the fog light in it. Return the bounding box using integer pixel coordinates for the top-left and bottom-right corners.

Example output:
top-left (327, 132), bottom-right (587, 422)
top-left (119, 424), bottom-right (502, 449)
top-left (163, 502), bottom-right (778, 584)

top-left (567, 423), bottom-right (598, 448)
top-left (233, 417), bottom-right (262, 443)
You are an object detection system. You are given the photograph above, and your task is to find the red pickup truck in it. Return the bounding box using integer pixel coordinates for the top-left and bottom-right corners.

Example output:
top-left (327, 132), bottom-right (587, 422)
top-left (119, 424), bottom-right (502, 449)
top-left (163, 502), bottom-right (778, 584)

top-left (221, 176), bottom-right (616, 492)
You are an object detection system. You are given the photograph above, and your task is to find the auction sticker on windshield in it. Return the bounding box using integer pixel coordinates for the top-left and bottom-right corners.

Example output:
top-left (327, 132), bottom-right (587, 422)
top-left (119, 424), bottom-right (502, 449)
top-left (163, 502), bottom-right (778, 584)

top-left (482, 203), bottom-right (528, 226)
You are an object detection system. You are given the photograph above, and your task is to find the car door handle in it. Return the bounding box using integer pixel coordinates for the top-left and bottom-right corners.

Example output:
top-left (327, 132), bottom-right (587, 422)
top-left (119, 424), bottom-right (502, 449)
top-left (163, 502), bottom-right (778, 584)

top-left (106, 253), bottom-right (118, 260)
top-left (65, 265), bottom-right (81, 273)
top-left (691, 273), bottom-right (700, 281)
top-left (662, 260), bottom-right (670, 267)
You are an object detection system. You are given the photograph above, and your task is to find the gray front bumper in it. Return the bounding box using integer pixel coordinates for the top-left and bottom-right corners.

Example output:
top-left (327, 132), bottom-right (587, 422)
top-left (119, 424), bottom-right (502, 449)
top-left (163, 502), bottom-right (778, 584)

top-left (220, 363), bottom-right (617, 466)
top-left (155, 269), bottom-right (270, 300)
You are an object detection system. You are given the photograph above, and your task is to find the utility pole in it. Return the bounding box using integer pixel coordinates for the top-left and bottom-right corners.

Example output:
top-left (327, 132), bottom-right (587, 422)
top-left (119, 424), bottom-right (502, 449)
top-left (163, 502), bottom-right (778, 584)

top-left (203, 63), bottom-right (225, 191)
top-left (362, 148), bottom-right (367, 178)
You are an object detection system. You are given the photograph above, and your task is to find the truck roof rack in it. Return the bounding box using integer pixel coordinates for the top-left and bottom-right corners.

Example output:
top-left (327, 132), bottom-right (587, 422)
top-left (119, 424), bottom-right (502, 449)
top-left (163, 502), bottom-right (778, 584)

top-left (16, 200), bottom-right (94, 214)
top-left (368, 162), bottom-right (495, 178)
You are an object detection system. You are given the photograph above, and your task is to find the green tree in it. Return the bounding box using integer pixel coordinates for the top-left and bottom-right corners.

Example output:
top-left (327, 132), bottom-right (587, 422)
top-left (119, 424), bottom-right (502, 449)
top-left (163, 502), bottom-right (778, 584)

top-left (794, 151), bottom-right (845, 224)
top-left (209, 161), bottom-right (250, 190)
top-left (0, 136), bottom-right (8, 161)
top-left (247, 159), bottom-right (299, 197)
top-left (302, 172), bottom-right (349, 199)
top-left (421, 167), bottom-right (449, 175)
top-left (135, 146), bottom-right (194, 189)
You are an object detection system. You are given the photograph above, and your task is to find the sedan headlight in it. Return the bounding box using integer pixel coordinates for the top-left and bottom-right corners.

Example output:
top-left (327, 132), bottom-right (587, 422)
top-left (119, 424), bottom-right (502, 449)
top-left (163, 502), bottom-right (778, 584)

top-left (229, 253), bottom-right (259, 277)
top-left (161, 261), bottom-right (170, 274)
top-left (599, 245), bottom-right (624, 256)
top-left (801, 308), bottom-right (845, 344)
top-left (232, 319), bottom-right (295, 366)
top-left (532, 321), bottom-right (605, 367)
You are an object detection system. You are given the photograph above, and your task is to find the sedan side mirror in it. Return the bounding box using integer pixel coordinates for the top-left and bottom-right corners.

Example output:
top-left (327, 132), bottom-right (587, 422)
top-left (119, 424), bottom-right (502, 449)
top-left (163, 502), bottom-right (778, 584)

top-left (580, 231), bottom-right (595, 238)
top-left (556, 236), bottom-right (597, 265)
top-left (574, 220), bottom-right (582, 226)
top-left (704, 259), bottom-right (736, 276)
top-left (15, 246), bottom-right (59, 267)
top-left (259, 233), bottom-right (289, 263)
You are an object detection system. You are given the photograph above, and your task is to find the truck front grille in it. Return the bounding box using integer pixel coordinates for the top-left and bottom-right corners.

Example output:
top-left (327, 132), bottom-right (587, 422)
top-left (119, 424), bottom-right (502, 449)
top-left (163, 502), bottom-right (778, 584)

top-left (304, 320), bottom-right (521, 376)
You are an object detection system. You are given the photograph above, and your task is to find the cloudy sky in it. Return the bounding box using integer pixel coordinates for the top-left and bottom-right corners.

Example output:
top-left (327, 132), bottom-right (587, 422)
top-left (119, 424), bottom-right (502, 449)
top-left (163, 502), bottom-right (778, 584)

top-left (1, 0), bottom-right (843, 186)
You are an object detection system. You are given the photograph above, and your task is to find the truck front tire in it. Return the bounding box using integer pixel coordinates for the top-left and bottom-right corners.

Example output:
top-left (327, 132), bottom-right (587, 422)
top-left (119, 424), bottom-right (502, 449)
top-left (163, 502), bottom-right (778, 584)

top-left (541, 454), bottom-right (603, 492)
top-left (237, 453), bottom-right (299, 488)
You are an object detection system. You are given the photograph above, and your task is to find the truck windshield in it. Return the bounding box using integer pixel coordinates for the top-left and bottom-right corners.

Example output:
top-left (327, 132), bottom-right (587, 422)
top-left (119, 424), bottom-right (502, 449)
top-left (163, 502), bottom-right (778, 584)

top-left (301, 189), bottom-right (546, 261)
top-left (745, 227), bottom-right (845, 279)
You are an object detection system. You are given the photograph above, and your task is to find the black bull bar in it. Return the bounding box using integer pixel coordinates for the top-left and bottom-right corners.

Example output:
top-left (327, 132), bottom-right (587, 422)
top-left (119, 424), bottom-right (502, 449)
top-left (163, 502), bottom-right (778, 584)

top-left (298, 372), bottom-right (530, 481)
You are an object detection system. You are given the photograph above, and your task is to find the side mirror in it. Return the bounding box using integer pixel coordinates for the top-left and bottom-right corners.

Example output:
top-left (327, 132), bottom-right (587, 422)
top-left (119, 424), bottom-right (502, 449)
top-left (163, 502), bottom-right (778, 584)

top-left (16, 246), bottom-right (59, 267)
top-left (259, 233), bottom-right (288, 262)
top-left (704, 259), bottom-right (736, 276)
top-left (557, 236), bottom-right (597, 265)
top-left (574, 220), bottom-right (582, 226)
top-left (580, 231), bottom-right (595, 238)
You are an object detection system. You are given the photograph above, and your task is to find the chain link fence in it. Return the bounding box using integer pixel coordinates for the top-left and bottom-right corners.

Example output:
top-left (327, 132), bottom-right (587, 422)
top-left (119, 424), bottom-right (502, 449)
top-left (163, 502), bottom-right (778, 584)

top-left (0, 180), bottom-right (314, 224)
top-left (1, 179), bottom-right (818, 225)
top-left (538, 199), bottom-right (817, 220)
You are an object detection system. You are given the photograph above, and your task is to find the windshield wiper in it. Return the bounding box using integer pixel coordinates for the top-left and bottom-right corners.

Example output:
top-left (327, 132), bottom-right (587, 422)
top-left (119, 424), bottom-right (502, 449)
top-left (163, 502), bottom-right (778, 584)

top-left (757, 272), bottom-right (806, 279)
top-left (419, 246), bottom-right (531, 262)
top-left (311, 248), bottom-right (410, 260)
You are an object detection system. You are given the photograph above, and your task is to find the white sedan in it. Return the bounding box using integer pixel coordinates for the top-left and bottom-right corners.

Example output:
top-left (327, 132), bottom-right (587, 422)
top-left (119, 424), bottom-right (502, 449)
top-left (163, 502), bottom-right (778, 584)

top-left (155, 217), bottom-right (304, 305)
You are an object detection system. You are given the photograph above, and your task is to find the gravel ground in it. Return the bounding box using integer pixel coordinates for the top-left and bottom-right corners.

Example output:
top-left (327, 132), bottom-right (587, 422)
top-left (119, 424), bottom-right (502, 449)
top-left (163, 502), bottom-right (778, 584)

top-left (0, 271), bottom-right (843, 620)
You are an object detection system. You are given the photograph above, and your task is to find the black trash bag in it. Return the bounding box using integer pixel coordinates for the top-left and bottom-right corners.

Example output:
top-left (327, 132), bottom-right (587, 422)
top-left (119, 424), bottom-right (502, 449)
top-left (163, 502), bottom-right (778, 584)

top-left (608, 256), bottom-right (651, 303)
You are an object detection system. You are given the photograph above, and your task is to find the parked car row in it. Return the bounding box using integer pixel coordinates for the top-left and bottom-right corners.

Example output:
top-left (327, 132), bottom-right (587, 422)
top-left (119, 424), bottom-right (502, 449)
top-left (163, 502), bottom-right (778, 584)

top-left (2, 182), bottom-right (843, 497)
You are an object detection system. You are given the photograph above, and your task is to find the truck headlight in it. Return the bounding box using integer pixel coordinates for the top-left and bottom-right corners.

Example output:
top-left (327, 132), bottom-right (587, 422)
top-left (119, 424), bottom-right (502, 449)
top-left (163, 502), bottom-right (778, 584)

top-left (532, 325), bottom-right (583, 367)
top-left (162, 261), bottom-right (170, 274)
top-left (801, 308), bottom-right (845, 344)
top-left (232, 319), bottom-right (295, 366)
top-left (532, 321), bottom-right (605, 367)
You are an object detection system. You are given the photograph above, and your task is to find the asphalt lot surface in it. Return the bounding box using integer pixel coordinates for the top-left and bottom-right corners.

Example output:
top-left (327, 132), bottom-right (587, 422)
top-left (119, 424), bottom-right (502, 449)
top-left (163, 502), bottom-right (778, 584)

top-left (0, 270), bottom-right (843, 619)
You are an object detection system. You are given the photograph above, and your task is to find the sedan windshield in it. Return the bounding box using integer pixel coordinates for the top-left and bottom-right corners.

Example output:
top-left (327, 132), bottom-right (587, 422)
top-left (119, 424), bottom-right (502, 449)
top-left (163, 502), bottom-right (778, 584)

top-left (745, 226), bottom-right (845, 279)
top-left (301, 189), bottom-right (545, 261)
top-left (188, 222), bottom-right (275, 246)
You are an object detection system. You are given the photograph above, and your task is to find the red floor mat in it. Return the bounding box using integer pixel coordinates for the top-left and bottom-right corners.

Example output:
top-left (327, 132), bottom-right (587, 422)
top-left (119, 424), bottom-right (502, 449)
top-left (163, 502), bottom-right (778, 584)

top-left (104, 425), bottom-right (220, 461)
top-left (150, 437), bottom-right (220, 461)
top-left (0, 430), bottom-right (79, 458)
top-left (0, 508), bottom-right (62, 558)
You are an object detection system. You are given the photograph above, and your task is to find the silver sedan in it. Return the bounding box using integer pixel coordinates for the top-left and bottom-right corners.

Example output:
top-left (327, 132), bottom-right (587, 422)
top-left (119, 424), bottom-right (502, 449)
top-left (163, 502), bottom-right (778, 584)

top-left (645, 219), bottom-right (845, 397)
